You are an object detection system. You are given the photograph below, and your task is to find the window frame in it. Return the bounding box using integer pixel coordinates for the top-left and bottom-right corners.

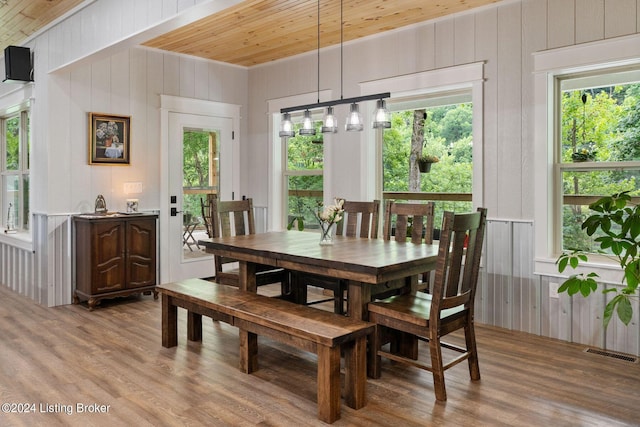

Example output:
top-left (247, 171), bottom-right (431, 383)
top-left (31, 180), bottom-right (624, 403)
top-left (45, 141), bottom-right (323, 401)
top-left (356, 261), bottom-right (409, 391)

top-left (533, 33), bottom-right (640, 281)
top-left (1, 108), bottom-right (30, 233)
top-left (360, 63), bottom-right (485, 212)
top-left (282, 109), bottom-right (325, 229)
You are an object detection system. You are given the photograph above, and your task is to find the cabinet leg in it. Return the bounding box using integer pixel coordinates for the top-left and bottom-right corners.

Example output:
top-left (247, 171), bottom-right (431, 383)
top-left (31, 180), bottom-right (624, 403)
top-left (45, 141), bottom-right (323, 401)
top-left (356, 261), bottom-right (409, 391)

top-left (87, 298), bottom-right (98, 311)
top-left (153, 289), bottom-right (159, 300)
top-left (72, 292), bottom-right (80, 304)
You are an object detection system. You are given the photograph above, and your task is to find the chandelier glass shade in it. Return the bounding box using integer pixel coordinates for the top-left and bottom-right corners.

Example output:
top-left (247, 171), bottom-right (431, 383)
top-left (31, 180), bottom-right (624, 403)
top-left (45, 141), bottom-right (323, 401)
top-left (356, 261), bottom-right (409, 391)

top-left (321, 106), bottom-right (338, 133)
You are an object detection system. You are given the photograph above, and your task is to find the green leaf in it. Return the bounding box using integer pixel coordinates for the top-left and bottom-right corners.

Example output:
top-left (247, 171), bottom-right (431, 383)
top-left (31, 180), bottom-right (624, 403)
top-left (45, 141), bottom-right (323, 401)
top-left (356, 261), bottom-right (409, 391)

top-left (569, 256), bottom-right (579, 269)
top-left (603, 298), bottom-right (616, 328)
top-left (617, 296), bottom-right (633, 325)
top-left (557, 256), bottom-right (569, 273)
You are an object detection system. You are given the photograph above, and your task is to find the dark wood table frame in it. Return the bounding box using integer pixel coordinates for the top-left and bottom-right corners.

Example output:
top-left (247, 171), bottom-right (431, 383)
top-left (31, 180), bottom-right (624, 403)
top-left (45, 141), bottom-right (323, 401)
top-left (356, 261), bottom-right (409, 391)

top-left (199, 230), bottom-right (439, 321)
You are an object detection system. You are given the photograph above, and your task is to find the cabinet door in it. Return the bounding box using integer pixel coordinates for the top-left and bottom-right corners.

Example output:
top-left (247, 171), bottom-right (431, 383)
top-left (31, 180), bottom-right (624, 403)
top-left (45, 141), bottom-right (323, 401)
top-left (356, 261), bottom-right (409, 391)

top-left (91, 220), bottom-right (126, 293)
top-left (126, 218), bottom-right (157, 288)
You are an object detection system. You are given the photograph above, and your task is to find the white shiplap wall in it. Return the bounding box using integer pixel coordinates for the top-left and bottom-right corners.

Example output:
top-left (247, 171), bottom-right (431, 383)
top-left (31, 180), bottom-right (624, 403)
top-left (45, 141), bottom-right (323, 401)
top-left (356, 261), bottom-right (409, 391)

top-left (247, 0), bottom-right (640, 355)
top-left (0, 0), bottom-right (638, 355)
top-left (0, 1), bottom-right (248, 305)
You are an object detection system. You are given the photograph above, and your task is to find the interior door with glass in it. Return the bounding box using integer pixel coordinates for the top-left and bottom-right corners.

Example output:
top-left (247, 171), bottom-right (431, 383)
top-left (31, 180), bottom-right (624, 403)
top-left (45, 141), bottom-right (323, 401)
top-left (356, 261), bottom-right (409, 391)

top-left (168, 112), bottom-right (233, 281)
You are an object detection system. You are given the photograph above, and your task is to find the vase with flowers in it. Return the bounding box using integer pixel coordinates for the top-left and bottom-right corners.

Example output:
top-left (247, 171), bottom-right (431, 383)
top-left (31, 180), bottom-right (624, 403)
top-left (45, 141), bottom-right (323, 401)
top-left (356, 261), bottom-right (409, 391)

top-left (96, 121), bottom-right (120, 147)
top-left (313, 198), bottom-right (344, 245)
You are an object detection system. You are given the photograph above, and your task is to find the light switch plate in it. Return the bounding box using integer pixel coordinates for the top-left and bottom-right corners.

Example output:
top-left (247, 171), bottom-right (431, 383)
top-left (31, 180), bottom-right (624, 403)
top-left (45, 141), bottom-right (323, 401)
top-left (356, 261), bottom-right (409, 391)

top-left (124, 182), bottom-right (143, 194)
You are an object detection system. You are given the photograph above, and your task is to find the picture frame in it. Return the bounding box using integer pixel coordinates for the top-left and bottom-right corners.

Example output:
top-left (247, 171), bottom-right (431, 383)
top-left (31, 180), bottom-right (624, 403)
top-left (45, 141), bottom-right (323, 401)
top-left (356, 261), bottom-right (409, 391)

top-left (88, 112), bottom-right (131, 165)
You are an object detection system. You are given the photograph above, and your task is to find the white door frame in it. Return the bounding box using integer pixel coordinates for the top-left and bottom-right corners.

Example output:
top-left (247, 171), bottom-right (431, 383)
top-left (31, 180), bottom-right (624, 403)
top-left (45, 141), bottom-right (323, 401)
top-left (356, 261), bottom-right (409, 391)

top-left (159, 95), bottom-right (240, 283)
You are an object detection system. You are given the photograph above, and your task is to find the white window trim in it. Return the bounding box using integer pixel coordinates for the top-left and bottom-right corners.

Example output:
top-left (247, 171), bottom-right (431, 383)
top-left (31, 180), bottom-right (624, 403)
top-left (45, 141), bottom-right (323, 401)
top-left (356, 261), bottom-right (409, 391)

top-left (359, 62), bottom-right (485, 207)
top-left (267, 89), bottom-right (333, 231)
top-left (0, 84), bottom-right (32, 245)
top-left (533, 33), bottom-right (640, 282)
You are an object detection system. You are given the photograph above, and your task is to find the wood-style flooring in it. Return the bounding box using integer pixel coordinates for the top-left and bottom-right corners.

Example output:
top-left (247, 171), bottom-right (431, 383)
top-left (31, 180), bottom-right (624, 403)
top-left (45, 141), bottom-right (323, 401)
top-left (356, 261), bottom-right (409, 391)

top-left (0, 283), bottom-right (638, 427)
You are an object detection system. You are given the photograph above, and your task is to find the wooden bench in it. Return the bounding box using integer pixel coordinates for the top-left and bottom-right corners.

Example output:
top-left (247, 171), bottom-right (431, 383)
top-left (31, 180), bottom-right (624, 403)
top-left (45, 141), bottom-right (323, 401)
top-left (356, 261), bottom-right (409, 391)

top-left (158, 278), bottom-right (374, 424)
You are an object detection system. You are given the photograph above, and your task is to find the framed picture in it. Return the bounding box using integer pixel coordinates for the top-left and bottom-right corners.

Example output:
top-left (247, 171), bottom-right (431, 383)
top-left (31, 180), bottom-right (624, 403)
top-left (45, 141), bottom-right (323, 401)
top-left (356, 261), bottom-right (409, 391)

top-left (88, 113), bottom-right (131, 165)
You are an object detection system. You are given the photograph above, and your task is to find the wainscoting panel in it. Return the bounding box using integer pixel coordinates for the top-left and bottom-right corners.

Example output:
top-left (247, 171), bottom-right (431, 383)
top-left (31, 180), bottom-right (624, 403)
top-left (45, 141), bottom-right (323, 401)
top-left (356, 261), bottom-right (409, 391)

top-left (479, 220), bottom-right (513, 329)
top-left (511, 221), bottom-right (538, 335)
top-left (1, 214), bottom-right (74, 308)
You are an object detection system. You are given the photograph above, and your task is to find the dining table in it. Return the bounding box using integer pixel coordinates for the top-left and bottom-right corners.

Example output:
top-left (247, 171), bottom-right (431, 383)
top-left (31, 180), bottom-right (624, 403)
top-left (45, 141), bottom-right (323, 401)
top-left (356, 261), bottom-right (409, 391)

top-left (199, 230), bottom-right (439, 321)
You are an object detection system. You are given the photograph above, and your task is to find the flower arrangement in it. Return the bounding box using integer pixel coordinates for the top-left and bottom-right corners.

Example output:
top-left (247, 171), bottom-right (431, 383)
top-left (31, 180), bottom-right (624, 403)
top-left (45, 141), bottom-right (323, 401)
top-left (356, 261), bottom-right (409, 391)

top-left (313, 198), bottom-right (344, 245)
top-left (96, 121), bottom-right (120, 145)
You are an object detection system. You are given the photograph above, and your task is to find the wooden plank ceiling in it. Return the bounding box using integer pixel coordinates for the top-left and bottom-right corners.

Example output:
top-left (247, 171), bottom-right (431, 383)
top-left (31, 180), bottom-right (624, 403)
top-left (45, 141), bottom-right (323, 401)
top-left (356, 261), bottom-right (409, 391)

top-left (0, 0), bottom-right (499, 67)
top-left (143, 0), bottom-right (500, 67)
top-left (0, 0), bottom-right (83, 52)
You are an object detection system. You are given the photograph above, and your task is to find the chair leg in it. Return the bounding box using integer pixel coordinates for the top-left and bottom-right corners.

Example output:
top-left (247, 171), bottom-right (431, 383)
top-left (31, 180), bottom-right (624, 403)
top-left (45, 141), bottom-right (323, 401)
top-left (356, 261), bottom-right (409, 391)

top-left (429, 336), bottom-right (447, 401)
top-left (368, 323), bottom-right (382, 378)
top-left (465, 321), bottom-right (481, 381)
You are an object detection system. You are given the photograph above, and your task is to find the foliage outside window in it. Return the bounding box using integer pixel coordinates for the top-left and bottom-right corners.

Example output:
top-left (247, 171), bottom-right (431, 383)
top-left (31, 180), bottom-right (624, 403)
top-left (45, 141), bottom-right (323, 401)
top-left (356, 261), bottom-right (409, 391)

top-left (559, 68), bottom-right (640, 253)
top-left (182, 129), bottom-right (216, 224)
top-left (284, 113), bottom-right (324, 230)
top-left (383, 99), bottom-right (473, 226)
top-left (2, 110), bottom-right (29, 231)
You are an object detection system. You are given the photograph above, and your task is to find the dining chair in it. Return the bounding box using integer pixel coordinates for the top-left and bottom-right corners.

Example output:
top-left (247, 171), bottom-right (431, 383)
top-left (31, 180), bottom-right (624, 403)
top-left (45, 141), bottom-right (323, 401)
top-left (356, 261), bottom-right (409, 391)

top-left (368, 207), bottom-right (487, 401)
top-left (291, 199), bottom-right (380, 314)
top-left (377, 200), bottom-right (435, 297)
top-left (211, 198), bottom-right (289, 294)
top-left (200, 193), bottom-right (217, 238)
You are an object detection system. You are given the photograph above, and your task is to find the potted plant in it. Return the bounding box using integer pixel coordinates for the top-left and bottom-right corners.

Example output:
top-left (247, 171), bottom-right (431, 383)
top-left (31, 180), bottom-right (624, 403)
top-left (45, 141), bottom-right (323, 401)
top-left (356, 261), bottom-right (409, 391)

top-left (571, 145), bottom-right (597, 162)
top-left (417, 154), bottom-right (439, 173)
top-left (556, 191), bottom-right (640, 327)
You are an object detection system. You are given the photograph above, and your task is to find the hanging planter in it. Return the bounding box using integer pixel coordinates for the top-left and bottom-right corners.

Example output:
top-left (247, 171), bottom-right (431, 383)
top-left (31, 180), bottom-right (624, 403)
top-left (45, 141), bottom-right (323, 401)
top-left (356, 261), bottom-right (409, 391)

top-left (418, 159), bottom-right (432, 173)
top-left (417, 154), bottom-right (439, 173)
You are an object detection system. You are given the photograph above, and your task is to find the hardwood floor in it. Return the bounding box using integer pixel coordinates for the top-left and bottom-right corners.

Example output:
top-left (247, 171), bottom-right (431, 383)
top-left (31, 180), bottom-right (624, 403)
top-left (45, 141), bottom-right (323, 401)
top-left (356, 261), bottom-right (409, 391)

top-left (0, 283), bottom-right (638, 427)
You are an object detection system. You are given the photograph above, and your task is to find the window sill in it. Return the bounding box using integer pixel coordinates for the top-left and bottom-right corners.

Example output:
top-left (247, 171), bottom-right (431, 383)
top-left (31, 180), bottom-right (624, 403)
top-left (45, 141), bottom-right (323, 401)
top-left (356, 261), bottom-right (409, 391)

top-left (0, 230), bottom-right (33, 252)
top-left (535, 256), bottom-right (624, 286)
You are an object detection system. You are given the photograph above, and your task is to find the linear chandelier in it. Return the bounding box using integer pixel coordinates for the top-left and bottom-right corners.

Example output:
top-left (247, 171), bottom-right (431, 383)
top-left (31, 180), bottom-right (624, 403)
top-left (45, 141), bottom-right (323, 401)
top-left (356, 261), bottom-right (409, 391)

top-left (279, 0), bottom-right (391, 138)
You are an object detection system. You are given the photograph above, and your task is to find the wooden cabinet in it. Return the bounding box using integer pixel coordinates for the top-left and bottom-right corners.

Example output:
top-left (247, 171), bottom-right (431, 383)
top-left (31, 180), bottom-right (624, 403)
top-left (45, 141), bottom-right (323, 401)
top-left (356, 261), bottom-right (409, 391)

top-left (74, 214), bottom-right (158, 309)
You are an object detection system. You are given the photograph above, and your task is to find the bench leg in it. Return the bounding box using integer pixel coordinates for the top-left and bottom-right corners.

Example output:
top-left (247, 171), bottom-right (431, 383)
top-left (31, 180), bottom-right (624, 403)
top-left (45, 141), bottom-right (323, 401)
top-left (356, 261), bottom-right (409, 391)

top-left (317, 345), bottom-right (341, 424)
top-left (187, 311), bottom-right (202, 342)
top-left (239, 329), bottom-right (258, 374)
top-left (343, 336), bottom-right (367, 410)
top-left (162, 294), bottom-right (177, 348)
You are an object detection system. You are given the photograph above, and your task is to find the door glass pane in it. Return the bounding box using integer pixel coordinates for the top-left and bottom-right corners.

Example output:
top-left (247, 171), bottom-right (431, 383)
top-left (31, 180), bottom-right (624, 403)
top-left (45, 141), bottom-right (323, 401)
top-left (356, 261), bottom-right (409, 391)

top-left (182, 128), bottom-right (218, 257)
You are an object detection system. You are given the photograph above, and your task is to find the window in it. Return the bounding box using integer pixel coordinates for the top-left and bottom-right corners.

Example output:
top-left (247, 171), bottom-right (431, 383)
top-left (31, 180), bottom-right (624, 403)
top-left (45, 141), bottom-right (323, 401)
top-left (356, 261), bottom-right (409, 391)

top-left (283, 111), bottom-right (324, 231)
top-left (533, 33), bottom-right (640, 275)
top-left (383, 90), bottom-right (473, 225)
top-left (557, 67), bottom-right (640, 253)
top-left (1, 109), bottom-right (30, 232)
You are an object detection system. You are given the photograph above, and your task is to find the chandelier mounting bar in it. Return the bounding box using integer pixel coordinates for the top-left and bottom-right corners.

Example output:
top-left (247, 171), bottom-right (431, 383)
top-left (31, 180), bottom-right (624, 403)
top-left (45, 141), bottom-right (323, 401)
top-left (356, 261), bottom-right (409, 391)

top-left (280, 92), bottom-right (391, 114)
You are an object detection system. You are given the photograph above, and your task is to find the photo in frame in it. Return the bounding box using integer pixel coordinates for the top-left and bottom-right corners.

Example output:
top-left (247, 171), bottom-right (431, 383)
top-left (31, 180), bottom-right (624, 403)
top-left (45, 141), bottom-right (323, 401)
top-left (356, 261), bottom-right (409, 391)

top-left (88, 113), bottom-right (131, 165)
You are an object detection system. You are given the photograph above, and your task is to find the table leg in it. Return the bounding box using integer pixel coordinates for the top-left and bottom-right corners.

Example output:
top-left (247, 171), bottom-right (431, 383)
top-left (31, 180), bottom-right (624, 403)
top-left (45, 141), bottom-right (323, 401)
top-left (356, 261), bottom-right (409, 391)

top-left (239, 329), bottom-right (258, 374)
top-left (162, 294), bottom-right (177, 348)
top-left (317, 344), bottom-right (341, 424)
top-left (238, 261), bottom-right (259, 374)
top-left (347, 280), bottom-right (371, 321)
top-left (238, 261), bottom-right (257, 292)
top-left (343, 336), bottom-right (367, 410)
top-left (187, 311), bottom-right (202, 341)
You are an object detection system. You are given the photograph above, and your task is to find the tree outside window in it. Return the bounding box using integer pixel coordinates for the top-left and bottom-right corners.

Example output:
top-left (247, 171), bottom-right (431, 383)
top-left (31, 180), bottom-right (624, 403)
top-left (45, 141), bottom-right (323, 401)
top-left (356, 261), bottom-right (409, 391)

top-left (559, 69), bottom-right (640, 253)
top-left (284, 115), bottom-right (324, 230)
top-left (383, 100), bottom-right (473, 226)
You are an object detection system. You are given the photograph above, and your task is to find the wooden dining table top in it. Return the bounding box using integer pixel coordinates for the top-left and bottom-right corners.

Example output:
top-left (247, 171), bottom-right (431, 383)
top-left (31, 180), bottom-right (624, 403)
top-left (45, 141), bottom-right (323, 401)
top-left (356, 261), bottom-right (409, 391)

top-left (199, 230), bottom-right (439, 286)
